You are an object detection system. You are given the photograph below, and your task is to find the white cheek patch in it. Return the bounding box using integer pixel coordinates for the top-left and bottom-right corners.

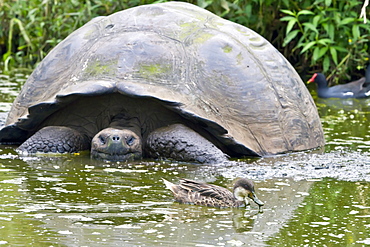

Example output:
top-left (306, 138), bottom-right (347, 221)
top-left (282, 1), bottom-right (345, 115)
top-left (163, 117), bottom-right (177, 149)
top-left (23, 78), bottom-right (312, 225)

top-left (233, 186), bottom-right (247, 201)
top-left (365, 90), bottom-right (370, 97)
top-left (342, 92), bottom-right (354, 96)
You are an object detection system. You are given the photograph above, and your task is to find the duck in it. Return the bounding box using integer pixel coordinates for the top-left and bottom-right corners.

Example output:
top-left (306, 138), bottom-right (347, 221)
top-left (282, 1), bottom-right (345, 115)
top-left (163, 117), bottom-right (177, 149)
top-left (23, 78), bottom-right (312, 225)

top-left (162, 178), bottom-right (264, 209)
top-left (308, 65), bottom-right (370, 98)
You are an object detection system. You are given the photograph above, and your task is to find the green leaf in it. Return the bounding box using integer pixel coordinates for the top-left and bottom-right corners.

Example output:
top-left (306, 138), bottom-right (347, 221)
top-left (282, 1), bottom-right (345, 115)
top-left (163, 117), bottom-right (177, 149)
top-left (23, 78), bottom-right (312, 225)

top-left (323, 55), bottom-right (330, 72)
top-left (317, 39), bottom-right (334, 45)
top-left (313, 15), bottom-right (321, 27)
top-left (220, 0), bottom-right (230, 13)
top-left (319, 47), bottom-right (329, 58)
top-left (330, 46), bottom-right (338, 64)
top-left (334, 14), bottom-right (341, 25)
top-left (303, 22), bottom-right (318, 33)
top-left (280, 9), bottom-right (295, 16)
top-left (322, 23), bottom-right (328, 33)
top-left (313, 47), bottom-right (320, 61)
top-left (313, 46), bottom-right (329, 61)
top-left (339, 17), bottom-right (356, 26)
top-left (293, 36), bottom-right (306, 52)
top-left (297, 10), bottom-right (315, 16)
top-left (352, 25), bottom-right (360, 41)
top-left (283, 0), bottom-right (290, 7)
top-left (197, 0), bottom-right (212, 8)
top-left (359, 23), bottom-right (369, 29)
top-left (282, 0), bottom-right (290, 7)
top-left (280, 16), bottom-right (295, 22)
top-left (325, 0), bottom-right (332, 7)
top-left (300, 41), bottom-right (316, 54)
top-left (332, 46), bottom-right (348, 53)
top-left (283, 30), bottom-right (299, 46)
top-left (286, 19), bottom-right (297, 35)
top-left (245, 4), bottom-right (252, 16)
top-left (327, 24), bottom-right (335, 40)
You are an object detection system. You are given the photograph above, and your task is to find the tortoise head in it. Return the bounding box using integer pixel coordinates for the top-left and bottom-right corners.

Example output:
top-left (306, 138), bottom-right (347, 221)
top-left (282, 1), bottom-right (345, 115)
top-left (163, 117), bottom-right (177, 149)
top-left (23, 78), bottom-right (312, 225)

top-left (91, 127), bottom-right (142, 161)
top-left (233, 178), bottom-right (264, 208)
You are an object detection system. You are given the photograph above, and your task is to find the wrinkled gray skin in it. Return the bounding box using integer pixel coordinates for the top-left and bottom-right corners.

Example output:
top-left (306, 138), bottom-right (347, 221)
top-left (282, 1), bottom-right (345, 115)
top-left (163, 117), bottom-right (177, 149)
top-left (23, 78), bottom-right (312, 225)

top-left (16, 95), bottom-right (228, 163)
top-left (0, 2), bottom-right (324, 163)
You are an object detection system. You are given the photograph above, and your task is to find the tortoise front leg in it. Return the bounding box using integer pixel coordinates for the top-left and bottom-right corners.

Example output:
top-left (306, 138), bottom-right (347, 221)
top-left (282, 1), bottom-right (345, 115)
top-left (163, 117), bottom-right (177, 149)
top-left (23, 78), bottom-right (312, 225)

top-left (18, 126), bottom-right (90, 154)
top-left (145, 124), bottom-right (228, 164)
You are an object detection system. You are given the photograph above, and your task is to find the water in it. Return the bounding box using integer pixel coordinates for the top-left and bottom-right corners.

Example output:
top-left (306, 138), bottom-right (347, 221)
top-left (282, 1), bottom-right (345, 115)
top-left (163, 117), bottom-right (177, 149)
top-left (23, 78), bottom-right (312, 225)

top-left (0, 71), bottom-right (369, 246)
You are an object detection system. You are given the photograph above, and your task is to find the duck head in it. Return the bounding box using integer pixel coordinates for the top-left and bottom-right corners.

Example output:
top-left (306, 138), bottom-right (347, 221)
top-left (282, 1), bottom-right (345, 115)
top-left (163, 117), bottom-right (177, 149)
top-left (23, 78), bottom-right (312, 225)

top-left (233, 178), bottom-right (264, 208)
top-left (308, 73), bottom-right (328, 89)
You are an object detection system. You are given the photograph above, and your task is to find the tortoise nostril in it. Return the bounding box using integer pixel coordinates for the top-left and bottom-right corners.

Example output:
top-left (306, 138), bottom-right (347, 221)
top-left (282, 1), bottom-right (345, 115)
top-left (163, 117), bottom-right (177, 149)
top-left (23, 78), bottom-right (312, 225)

top-left (112, 136), bottom-right (120, 141)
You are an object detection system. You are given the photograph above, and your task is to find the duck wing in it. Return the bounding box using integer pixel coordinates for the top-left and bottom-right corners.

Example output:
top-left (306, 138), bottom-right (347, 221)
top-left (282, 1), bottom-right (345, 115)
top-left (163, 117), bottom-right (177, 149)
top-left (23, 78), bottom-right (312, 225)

top-left (327, 77), bottom-right (366, 97)
top-left (176, 179), bottom-right (236, 207)
top-left (180, 179), bottom-right (234, 200)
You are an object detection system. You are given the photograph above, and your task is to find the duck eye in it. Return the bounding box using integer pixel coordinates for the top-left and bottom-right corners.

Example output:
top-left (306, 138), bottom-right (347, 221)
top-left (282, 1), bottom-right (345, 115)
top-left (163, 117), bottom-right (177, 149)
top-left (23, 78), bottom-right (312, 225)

top-left (126, 136), bottom-right (135, 146)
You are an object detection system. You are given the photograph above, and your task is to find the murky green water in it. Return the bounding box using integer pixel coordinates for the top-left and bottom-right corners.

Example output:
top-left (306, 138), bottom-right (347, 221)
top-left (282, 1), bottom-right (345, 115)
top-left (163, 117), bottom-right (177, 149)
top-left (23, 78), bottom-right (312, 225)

top-left (0, 71), bottom-right (369, 246)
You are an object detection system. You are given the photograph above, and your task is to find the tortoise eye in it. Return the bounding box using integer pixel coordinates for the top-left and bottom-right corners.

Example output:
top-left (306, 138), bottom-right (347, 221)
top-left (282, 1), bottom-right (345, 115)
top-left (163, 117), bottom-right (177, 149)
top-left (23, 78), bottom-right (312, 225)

top-left (99, 135), bottom-right (106, 145)
top-left (126, 136), bottom-right (135, 146)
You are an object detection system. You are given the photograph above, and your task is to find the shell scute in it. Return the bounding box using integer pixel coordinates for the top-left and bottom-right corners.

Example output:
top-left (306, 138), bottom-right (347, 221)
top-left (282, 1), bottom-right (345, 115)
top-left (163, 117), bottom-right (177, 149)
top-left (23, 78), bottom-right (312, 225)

top-left (0, 2), bottom-right (324, 156)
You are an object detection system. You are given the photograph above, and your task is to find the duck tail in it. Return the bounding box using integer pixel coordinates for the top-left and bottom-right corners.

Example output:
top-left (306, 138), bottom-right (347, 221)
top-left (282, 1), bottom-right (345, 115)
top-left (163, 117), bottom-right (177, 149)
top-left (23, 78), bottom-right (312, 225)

top-left (366, 64), bottom-right (370, 84)
top-left (162, 178), bottom-right (175, 192)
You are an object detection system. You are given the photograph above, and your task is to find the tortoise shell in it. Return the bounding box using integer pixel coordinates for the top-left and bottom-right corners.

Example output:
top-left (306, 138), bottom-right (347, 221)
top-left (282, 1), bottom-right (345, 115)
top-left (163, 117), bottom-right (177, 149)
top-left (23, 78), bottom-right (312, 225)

top-left (0, 2), bottom-right (324, 157)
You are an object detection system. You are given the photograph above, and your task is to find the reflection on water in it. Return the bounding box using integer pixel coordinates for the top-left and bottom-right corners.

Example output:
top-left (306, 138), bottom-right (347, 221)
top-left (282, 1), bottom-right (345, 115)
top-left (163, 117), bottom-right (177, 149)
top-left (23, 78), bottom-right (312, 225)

top-left (0, 72), bottom-right (369, 246)
top-left (0, 69), bottom-right (29, 113)
top-left (317, 97), bottom-right (370, 152)
top-left (1, 153), bottom-right (369, 246)
top-left (268, 179), bottom-right (370, 246)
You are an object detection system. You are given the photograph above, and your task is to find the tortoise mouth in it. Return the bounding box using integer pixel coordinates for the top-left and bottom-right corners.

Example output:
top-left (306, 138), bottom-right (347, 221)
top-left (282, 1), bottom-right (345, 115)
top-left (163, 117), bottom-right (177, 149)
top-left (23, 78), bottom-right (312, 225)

top-left (91, 150), bottom-right (142, 161)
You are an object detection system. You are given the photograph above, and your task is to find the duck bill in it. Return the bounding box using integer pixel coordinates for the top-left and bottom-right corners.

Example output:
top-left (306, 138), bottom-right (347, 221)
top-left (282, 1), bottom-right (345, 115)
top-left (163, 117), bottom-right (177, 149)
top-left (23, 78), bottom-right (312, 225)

top-left (307, 73), bottom-right (318, 84)
top-left (248, 192), bottom-right (264, 207)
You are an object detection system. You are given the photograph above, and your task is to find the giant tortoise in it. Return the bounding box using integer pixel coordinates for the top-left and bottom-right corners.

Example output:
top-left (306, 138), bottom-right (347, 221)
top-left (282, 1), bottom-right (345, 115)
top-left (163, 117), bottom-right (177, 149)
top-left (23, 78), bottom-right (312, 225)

top-left (0, 2), bottom-right (324, 163)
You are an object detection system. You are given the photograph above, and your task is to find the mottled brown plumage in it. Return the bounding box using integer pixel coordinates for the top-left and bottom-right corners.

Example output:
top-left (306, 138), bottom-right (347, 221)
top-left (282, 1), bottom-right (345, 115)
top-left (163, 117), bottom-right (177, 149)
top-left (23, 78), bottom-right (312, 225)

top-left (163, 178), bottom-right (264, 208)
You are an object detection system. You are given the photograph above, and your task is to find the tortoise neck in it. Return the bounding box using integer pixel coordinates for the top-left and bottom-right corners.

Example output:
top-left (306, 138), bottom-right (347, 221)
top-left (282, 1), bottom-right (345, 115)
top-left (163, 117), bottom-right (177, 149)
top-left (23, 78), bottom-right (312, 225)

top-left (109, 114), bottom-right (142, 138)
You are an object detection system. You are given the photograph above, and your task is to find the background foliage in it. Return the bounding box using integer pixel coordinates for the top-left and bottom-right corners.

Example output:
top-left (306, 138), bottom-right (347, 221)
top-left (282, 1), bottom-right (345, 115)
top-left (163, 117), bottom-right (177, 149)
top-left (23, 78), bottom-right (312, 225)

top-left (0, 0), bottom-right (369, 83)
